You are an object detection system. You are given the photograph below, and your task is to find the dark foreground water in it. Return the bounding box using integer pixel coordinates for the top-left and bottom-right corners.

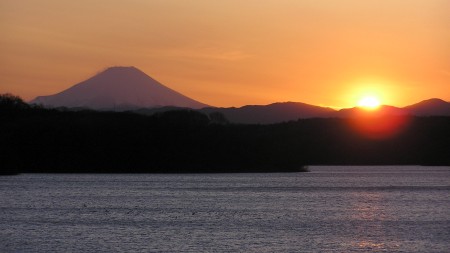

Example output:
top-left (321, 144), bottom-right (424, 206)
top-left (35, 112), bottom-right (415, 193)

top-left (1, 166), bottom-right (449, 253)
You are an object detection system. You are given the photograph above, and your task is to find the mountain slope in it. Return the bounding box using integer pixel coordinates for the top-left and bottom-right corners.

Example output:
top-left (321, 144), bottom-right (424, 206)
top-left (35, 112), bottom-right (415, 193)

top-left (404, 98), bottom-right (450, 116)
top-left (31, 66), bottom-right (208, 109)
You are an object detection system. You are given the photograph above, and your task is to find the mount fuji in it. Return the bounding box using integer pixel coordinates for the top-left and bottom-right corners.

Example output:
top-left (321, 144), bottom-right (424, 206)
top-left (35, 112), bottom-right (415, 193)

top-left (31, 66), bottom-right (208, 110)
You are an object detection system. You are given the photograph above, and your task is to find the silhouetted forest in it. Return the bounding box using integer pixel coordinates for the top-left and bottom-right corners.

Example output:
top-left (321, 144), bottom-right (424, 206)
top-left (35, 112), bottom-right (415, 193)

top-left (1, 94), bottom-right (450, 174)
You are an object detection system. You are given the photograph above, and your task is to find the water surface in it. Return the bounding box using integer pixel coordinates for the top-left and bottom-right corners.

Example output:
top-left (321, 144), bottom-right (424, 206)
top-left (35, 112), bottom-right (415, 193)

top-left (1, 166), bottom-right (449, 252)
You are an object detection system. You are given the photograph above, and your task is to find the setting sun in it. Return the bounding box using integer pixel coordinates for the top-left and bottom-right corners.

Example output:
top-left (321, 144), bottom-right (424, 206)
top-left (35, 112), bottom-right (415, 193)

top-left (357, 96), bottom-right (381, 109)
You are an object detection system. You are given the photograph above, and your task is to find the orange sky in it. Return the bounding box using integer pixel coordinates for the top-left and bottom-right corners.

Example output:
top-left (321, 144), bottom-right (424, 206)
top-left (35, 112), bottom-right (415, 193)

top-left (1, 0), bottom-right (449, 108)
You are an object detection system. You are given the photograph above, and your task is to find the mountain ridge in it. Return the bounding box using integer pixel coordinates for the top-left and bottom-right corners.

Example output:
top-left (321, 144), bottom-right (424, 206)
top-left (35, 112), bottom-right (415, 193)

top-left (132, 99), bottom-right (450, 124)
top-left (29, 66), bottom-right (449, 123)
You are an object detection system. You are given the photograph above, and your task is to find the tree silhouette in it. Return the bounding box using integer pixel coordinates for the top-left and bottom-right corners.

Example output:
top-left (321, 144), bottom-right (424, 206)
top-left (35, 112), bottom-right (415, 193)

top-left (0, 93), bottom-right (29, 110)
top-left (1, 93), bottom-right (449, 174)
top-left (208, 112), bottom-right (229, 125)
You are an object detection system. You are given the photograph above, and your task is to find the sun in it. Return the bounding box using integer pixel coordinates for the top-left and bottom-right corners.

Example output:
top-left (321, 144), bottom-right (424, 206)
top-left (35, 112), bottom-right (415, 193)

top-left (357, 96), bottom-right (381, 109)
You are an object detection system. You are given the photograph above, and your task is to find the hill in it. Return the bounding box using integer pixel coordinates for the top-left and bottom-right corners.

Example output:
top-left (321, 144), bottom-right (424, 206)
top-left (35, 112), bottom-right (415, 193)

top-left (200, 102), bottom-right (336, 124)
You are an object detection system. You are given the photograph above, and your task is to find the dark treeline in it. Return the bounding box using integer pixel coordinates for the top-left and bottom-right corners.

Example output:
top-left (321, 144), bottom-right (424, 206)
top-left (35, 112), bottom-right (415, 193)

top-left (1, 94), bottom-right (449, 174)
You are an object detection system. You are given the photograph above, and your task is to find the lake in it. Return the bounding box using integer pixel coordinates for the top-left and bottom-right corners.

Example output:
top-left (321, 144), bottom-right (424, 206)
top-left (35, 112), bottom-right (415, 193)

top-left (1, 166), bottom-right (449, 252)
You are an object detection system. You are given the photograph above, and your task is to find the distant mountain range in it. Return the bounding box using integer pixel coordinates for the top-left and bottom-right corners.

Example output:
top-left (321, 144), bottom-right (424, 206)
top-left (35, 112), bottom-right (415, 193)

top-left (229, 99), bottom-right (450, 123)
top-left (120, 99), bottom-right (450, 124)
top-left (31, 66), bottom-right (450, 124)
top-left (134, 98), bottom-right (450, 124)
top-left (332, 98), bottom-right (450, 118)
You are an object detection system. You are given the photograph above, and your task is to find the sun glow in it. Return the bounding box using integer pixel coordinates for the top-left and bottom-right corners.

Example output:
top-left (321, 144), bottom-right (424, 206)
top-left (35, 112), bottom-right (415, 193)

top-left (357, 96), bottom-right (381, 109)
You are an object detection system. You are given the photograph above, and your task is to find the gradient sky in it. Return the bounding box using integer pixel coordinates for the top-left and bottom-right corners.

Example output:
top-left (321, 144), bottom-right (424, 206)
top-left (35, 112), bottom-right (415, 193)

top-left (1, 0), bottom-right (449, 108)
